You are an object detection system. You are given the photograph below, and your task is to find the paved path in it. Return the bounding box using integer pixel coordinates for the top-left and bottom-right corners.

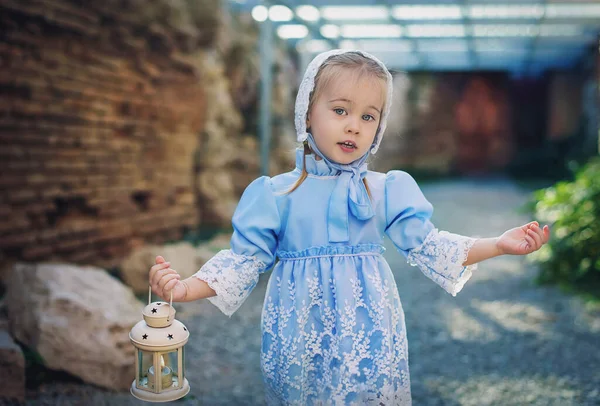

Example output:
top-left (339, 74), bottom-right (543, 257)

top-left (27, 178), bottom-right (600, 405)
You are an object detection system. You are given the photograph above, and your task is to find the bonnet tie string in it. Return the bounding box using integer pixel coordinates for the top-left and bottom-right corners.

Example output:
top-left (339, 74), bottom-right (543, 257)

top-left (305, 133), bottom-right (374, 243)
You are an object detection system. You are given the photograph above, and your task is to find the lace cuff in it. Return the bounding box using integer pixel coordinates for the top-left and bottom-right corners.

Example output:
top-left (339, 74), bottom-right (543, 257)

top-left (192, 249), bottom-right (265, 317)
top-left (406, 229), bottom-right (478, 296)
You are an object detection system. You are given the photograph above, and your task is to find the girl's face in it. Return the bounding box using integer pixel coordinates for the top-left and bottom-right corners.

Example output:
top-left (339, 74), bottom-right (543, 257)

top-left (307, 69), bottom-right (385, 164)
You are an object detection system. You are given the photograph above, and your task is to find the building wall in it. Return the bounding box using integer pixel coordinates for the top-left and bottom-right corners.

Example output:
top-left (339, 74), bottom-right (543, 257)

top-left (374, 72), bottom-right (513, 175)
top-left (0, 0), bottom-right (211, 265)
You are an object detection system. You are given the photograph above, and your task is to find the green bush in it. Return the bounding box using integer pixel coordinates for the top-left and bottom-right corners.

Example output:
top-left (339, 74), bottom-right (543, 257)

top-left (525, 157), bottom-right (600, 298)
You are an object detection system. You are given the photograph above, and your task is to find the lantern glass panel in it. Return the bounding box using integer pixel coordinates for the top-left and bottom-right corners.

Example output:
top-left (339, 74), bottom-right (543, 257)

top-left (164, 350), bottom-right (180, 388)
top-left (136, 349), bottom-right (153, 389)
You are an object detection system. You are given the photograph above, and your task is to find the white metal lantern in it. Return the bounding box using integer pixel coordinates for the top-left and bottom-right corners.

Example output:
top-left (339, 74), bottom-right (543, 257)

top-left (129, 287), bottom-right (190, 402)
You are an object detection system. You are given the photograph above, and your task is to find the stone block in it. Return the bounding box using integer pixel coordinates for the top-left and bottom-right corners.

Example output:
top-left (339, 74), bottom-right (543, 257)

top-left (0, 330), bottom-right (25, 405)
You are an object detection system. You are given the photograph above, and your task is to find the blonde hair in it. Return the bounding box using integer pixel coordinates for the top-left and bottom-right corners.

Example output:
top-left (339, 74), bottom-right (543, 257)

top-left (287, 52), bottom-right (389, 195)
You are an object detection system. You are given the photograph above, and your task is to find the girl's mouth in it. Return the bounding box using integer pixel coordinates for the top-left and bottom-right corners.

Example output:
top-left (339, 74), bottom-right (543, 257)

top-left (337, 141), bottom-right (356, 152)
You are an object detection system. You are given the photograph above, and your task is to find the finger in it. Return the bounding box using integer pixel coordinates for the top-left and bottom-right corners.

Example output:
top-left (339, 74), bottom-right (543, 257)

top-left (150, 262), bottom-right (170, 275)
top-left (156, 255), bottom-right (166, 264)
top-left (525, 234), bottom-right (536, 251)
top-left (158, 274), bottom-right (180, 295)
top-left (157, 272), bottom-right (180, 291)
top-left (149, 262), bottom-right (171, 283)
top-left (527, 228), bottom-right (542, 249)
top-left (153, 268), bottom-right (179, 287)
top-left (543, 225), bottom-right (550, 243)
top-left (156, 268), bottom-right (179, 288)
top-left (151, 268), bottom-right (177, 292)
top-left (531, 225), bottom-right (544, 242)
top-left (521, 221), bottom-right (538, 232)
top-left (163, 279), bottom-right (180, 294)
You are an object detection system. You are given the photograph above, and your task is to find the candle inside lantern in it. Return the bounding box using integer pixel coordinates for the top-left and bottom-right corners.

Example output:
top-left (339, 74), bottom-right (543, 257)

top-left (148, 356), bottom-right (173, 389)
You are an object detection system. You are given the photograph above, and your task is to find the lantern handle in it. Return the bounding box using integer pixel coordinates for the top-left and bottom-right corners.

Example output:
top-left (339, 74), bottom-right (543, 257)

top-left (148, 285), bottom-right (174, 313)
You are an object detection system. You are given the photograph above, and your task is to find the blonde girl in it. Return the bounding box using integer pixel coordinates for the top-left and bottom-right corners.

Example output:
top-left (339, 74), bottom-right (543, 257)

top-left (150, 49), bottom-right (550, 405)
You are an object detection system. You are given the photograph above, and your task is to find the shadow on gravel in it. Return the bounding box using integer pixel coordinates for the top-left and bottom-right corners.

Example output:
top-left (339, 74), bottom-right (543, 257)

top-left (393, 251), bottom-right (600, 405)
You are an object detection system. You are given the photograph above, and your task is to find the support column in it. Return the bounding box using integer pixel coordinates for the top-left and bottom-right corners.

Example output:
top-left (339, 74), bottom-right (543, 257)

top-left (259, 14), bottom-right (274, 176)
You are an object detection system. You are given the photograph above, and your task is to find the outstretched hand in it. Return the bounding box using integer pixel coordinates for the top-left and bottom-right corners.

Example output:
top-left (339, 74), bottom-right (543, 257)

top-left (496, 221), bottom-right (550, 256)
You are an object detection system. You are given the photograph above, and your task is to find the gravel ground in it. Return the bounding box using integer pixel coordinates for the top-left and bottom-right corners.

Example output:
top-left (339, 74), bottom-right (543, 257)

top-left (26, 177), bottom-right (600, 406)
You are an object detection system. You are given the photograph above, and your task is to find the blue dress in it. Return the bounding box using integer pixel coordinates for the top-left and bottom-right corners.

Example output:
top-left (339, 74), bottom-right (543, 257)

top-left (194, 149), bottom-right (477, 405)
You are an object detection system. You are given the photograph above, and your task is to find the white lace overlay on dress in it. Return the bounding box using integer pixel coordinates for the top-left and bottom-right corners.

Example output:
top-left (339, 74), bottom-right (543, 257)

top-left (192, 249), bottom-right (265, 317)
top-left (262, 265), bottom-right (412, 405)
top-left (406, 228), bottom-right (478, 296)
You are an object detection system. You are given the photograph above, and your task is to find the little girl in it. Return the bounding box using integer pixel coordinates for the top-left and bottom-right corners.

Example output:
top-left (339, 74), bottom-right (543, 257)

top-left (149, 49), bottom-right (550, 405)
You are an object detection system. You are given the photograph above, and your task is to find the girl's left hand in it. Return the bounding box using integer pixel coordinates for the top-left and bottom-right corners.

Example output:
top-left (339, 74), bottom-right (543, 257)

top-left (496, 221), bottom-right (550, 255)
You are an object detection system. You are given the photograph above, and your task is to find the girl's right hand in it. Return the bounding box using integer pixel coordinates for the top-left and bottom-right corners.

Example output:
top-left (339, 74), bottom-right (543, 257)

top-left (149, 255), bottom-right (187, 301)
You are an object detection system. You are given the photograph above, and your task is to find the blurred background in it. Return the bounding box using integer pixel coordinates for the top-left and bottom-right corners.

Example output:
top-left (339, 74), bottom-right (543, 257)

top-left (0, 0), bottom-right (598, 405)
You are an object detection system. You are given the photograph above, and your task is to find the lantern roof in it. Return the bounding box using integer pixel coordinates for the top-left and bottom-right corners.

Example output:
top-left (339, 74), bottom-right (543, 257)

top-left (130, 318), bottom-right (190, 348)
top-left (142, 301), bottom-right (175, 327)
top-left (130, 301), bottom-right (190, 348)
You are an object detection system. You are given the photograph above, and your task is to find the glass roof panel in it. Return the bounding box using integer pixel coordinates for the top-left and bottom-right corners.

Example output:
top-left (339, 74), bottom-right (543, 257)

top-left (236, 0), bottom-right (600, 72)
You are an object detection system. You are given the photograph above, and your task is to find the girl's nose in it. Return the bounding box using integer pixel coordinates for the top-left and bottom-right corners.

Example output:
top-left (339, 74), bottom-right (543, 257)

top-left (345, 118), bottom-right (360, 135)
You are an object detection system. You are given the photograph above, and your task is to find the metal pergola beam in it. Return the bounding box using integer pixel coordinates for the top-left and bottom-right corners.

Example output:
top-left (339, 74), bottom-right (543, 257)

top-left (265, 0), bottom-right (339, 48)
top-left (242, 0), bottom-right (599, 74)
top-left (258, 11), bottom-right (273, 176)
top-left (524, 0), bottom-right (548, 75)
top-left (377, 0), bottom-right (424, 70)
top-left (257, 0), bottom-right (339, 175)
top-left (460, 0), bottom-right (477, 69)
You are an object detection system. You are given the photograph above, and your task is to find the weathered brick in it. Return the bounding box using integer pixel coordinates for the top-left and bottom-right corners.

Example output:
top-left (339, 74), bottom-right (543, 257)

top-left (0, 232), bottom-right (36, 246)
top-left (0, 0), bottom-right (224, 267)
top-left (22, 244), bottom-right (55, 259)
top-left (6, 189), bottom-right (38, 203)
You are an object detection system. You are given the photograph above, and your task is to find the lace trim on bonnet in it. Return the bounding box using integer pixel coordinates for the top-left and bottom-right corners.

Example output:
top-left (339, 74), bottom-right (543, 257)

top-left (294, 49), bottom-right (394, 155)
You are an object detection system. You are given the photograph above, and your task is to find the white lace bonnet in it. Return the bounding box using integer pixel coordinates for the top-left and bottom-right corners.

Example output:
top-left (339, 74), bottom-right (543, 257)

top-left (294, 49), bottom-right (394, 154)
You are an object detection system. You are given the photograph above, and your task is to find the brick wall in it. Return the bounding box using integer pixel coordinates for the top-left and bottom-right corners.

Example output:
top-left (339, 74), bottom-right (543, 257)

top-left (0, 0), bottom-right (213, 267)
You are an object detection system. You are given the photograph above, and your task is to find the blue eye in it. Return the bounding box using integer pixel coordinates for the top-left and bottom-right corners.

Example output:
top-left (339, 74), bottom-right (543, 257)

top-left (333, 108), bottom-right (346, 115)
top-left (363, 114), bottom-right (375, 122)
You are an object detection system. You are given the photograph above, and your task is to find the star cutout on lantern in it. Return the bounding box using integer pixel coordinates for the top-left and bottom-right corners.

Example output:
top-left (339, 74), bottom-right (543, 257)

top-left (157, 302), bottom-right (162, 305)
top-left (151, 308), bottom-right (157, 314)
top-left (183, 327), bottom-right (187, 331)
top-left (142, 334), bottom-right (148, 339)
top-left (168, 334), bottom-right (173, 340)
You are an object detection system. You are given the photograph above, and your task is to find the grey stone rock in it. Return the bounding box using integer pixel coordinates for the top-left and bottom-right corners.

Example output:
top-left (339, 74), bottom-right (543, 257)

top-left (6, 263), bottom-right (142, 391)
top-left (0, 330), bottom-right (25, 404)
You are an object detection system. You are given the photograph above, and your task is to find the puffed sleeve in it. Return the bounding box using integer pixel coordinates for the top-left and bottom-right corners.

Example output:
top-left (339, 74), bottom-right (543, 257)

top-left (384, 171), bottom-right (477, 296)
top-left (192, 176), bottom-right (280, 316)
